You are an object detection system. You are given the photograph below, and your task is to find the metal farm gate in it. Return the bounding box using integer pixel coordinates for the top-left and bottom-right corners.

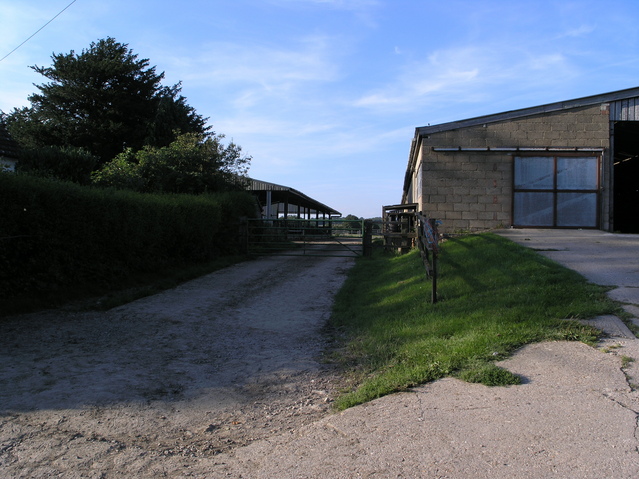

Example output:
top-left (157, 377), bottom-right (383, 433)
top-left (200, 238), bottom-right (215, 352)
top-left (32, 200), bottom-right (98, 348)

top-left (243, 218), bottom-right (371, 257)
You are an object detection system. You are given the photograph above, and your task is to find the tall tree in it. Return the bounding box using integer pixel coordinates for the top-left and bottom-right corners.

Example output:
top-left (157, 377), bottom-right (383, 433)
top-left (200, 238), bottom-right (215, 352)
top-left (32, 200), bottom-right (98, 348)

top-left (147, 83), bottom-right (208, 148)
top-left (4, 38), bottom-right (208, 165)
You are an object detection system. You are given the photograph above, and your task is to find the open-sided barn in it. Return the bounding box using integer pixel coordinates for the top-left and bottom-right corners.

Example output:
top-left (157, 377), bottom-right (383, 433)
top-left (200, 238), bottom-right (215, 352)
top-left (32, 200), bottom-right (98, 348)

top-left (402, 87), bottom-right (639, 234)
top-left (247, 178), bottom-right (341, 219)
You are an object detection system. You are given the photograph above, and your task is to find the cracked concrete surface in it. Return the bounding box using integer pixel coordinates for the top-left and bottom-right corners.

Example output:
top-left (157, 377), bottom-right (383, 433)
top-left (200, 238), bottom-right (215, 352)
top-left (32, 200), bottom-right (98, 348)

top-left (220, 341), bottom-right (639, 478)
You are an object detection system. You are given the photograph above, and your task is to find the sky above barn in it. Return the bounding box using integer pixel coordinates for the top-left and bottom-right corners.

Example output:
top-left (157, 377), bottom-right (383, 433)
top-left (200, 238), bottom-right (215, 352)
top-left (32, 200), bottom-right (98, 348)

top-left (2, 0), bottom-right (639, 218)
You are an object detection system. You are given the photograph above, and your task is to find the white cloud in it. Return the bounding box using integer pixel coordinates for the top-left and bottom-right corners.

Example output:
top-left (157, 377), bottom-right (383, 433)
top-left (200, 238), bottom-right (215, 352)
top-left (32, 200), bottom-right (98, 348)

top-left (352, 40), bottom-right (578, 114)
top-left (352, 47), bottom-right (485, 110)
top-left (160, 34), bottom-right (341, 100)
top-left (215, 115), bottom-right (336, 139)
top-left (561, 24), bottom-right (596, 38)
top-left (528, 53), bottom-right (567, 71)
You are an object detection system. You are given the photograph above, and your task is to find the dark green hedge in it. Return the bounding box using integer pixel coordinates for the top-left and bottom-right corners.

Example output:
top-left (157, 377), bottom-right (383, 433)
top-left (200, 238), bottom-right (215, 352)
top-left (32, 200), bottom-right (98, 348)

top-left (0, 173), bottom-right (257, 301)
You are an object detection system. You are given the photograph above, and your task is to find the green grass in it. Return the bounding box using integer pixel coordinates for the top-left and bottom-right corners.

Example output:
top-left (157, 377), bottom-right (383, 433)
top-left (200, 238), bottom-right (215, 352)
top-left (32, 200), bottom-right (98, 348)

top-left (328, 233), bottom-right (620, 410)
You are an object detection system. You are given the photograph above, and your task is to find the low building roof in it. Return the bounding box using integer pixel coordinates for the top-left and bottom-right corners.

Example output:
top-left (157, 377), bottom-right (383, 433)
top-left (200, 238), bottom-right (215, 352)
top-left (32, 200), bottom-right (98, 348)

top-left (247, 178), bottom-right (341, 217)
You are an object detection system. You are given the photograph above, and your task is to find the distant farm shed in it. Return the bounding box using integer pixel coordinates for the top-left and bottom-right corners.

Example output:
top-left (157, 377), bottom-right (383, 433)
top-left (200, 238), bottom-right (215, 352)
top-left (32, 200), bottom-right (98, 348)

top-left (0, 122), bottom-right (19, 172)
top-left (402, 87), bottom-right (639, 234)
top-left (247, 178), bottom-right (341, 219)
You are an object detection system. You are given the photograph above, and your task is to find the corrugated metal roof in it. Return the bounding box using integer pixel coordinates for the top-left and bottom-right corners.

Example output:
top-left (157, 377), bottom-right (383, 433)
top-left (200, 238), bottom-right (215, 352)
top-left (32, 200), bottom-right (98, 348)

top-left (610, 97), bottom-right (639, 121)
top-left (247, 178), bottom-right (341, 217)
top-left (248, 179), bottom-right (294, 192)
top-left (416, 86), bottom-right (639, 136)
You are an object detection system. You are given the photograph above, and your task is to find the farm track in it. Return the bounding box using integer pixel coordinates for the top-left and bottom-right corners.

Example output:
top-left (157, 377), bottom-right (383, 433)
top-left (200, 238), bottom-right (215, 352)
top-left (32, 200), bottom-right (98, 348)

top-left (0, 254), bottom-right (354, 478)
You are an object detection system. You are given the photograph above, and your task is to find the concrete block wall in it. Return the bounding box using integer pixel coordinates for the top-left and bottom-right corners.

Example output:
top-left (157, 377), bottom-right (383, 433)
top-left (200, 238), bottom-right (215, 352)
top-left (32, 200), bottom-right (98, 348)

top-left (418, 105), bottom-right (610, 233)
top-left (421, 151), bottom-right (512, 232)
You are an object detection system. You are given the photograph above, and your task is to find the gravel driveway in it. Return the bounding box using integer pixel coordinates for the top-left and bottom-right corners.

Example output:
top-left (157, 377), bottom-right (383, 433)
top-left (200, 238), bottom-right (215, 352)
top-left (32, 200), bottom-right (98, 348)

top-left (0, 253), bottom-right (354, 478)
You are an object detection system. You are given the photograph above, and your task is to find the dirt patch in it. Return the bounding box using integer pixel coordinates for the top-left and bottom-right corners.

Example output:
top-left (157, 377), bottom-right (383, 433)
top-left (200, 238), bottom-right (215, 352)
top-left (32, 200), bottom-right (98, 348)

top-left (0, 254), bottom-right (355, 478)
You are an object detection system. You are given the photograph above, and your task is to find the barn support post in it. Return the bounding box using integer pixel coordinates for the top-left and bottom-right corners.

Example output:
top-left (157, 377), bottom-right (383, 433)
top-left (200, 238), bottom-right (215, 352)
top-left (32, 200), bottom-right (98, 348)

top-left (266, 190), bottom-right (273, 219)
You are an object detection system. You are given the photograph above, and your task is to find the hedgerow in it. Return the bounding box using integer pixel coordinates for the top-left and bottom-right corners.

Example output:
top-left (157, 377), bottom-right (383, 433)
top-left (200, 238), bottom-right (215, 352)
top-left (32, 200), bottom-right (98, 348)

top-left (0, 173), bottom-right (257, 304)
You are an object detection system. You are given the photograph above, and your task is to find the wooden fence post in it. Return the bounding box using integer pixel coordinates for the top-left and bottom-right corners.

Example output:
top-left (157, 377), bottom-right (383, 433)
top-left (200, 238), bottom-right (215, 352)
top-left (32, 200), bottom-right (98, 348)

top-left (363, 220), bottom-right (373, 257)
top-left (239, 217), bottom-right (249, 254)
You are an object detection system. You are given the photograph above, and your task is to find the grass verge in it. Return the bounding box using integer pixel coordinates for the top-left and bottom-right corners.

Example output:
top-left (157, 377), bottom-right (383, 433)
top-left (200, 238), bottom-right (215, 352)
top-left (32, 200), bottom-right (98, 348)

top-left (328, 233), bottom-right (620, 410)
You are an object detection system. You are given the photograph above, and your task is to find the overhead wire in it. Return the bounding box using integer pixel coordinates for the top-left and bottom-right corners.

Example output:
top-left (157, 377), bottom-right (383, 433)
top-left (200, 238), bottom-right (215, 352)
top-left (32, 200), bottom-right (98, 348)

top-left (0, 0), bottom-right (78, 62)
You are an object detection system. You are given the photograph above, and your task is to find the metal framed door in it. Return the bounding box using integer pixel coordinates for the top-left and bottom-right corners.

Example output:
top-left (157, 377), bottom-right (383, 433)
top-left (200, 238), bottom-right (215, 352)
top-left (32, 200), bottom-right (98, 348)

top-left (513, 154), bottom-right (600, 228)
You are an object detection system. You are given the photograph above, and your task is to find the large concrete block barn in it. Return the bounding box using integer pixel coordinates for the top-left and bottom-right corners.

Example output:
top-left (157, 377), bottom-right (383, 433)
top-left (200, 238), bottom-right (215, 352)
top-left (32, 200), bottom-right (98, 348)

top-left (402, 87), bottom-right (639, 234)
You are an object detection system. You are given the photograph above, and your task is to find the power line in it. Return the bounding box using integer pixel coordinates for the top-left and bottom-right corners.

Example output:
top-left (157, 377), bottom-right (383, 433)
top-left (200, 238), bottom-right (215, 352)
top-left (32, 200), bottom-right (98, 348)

top-left (0, 0), bottom-right (79, 63)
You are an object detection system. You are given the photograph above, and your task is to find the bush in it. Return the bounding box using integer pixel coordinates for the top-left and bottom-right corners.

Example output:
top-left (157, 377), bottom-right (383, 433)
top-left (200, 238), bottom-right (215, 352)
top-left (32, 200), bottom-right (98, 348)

top-left (91, 133), bottom-right (251, 194)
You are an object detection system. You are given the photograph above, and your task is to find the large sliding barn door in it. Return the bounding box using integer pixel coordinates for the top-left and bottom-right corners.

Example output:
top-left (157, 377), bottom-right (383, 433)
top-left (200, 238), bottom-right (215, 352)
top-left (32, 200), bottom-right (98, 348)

top-left (513, 155), bottom-right (599, 228)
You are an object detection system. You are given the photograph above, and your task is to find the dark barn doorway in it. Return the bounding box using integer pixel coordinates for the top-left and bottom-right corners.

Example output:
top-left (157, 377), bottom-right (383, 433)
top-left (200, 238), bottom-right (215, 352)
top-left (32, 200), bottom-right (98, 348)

top-left (613, 122), bottom-right (639, 233)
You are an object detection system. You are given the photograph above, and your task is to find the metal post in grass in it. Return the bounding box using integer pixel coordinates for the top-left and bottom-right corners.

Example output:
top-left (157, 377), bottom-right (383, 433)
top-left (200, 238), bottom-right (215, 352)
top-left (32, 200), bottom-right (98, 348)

top-left (431, 235), bottom-right (438, 304)
top-left (429, 218), bottom-right (440, 304)
top-left (416, 212), bottom-right (440, 304)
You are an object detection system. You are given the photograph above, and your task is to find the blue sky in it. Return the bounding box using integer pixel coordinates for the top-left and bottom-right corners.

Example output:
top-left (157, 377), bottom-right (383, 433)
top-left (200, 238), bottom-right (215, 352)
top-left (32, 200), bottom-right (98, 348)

top-left (2, 0), bottom-right (639, 218)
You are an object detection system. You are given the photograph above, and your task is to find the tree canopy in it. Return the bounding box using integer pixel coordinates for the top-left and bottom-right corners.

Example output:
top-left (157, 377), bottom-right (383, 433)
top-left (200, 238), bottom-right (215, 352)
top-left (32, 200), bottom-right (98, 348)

top-left (2, 37), bottom-right (251, 192)
top-left (3, 38), bottom-right (209, 165)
